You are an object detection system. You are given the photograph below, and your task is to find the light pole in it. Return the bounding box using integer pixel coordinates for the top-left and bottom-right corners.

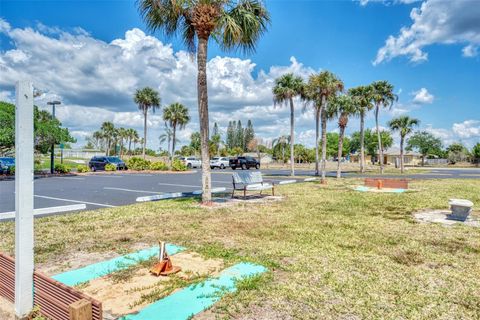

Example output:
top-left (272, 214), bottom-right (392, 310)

top-left (47, 100), bottom-right (61, 174)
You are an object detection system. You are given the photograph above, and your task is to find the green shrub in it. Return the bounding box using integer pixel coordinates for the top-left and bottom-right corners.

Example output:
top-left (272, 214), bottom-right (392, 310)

top-left (126, 157), bottom-right (151, 171)
top-left (150, 161), bottom-right (168, 171)
top-left (77, 165), bottom-right (90, 173)
top-left (171, 159), bottom-right (187, 171)
top-left (105, 163), bottom-right (117, 171)
top-left (54, 163), bottom-right (71, 174)
top-left (9, 166), bottom-right (15, 175)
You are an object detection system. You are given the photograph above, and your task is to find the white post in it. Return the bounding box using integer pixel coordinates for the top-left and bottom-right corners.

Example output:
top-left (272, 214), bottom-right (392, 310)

top-left (15, 81), bottom-right (34, 319)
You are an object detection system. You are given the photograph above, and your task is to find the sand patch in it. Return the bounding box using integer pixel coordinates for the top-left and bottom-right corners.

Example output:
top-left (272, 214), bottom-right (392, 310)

top-left (0, 296), bottom-right (13, 319)
top-left (80, 251), bottom-right (224, 317)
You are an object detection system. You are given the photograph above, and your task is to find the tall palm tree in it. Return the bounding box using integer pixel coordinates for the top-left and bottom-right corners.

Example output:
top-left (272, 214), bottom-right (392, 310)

top-left (328, 94), bottom-right (357, 178)
top-left (304, 71), bottom-right (344, 182)
top-left (100, 121), bottom-right (115, 156)
top-left (371, 80), bottom-right (398, 173)
top-left (126, 128), bottom-right (139, 155)
top-left (133, 87), bottom-right (161, 159)
top-left (348, 85), bottom-right (374, 173)
top-left (272, 73), bottom-right (305, 176)
top-left (272, 135), bottom-right (290, 163)
top-left (163, 102), bottom-right (190, 161)
top-left (138, 0), bottom-right (270, 203)
top-left (159, 122), bottom-right (174, 156)
top-left (388, 116), bottom-right (419, 174)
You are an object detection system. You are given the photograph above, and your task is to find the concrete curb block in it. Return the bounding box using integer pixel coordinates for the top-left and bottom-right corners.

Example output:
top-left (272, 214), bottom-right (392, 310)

top-left (136, 187), bottom-right (227, 202)
top-left (304, 178), bottom-right (318, 182)
top-left (278, 180), bottom-right (297, 185)
top-left (0, 204), bottom-right (87, 221)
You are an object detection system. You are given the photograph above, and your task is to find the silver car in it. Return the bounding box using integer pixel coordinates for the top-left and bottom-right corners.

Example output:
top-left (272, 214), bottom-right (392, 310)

top-left (210, 157), bottom-right (229, 169)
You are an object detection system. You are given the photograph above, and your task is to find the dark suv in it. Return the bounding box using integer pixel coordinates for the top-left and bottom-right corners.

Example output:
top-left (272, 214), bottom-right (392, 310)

top-left (229, 156), bottom-right (260, 170)
top-left (88, 156), bottom-right (128, 171)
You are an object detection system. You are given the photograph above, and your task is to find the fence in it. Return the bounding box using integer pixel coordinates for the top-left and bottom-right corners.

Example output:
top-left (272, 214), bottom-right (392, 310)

top-left (424, 158), bottom-right (448, 165)
top-left (0, 253), bottom-right (102, 320)
top-left (56, 149), bottom-right (105, 159)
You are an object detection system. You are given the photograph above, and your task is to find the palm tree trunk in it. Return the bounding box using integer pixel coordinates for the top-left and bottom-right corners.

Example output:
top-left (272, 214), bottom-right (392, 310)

top-left (400, 135), bottom-right (404, 174)
top-left (171, 124), bottom-right (177, 163)
top-left (375, 105), bottom-right (384, 174)
top-left (289, 97), bottom-right (295, 176)
top-left (143, 110), bottom-right (147, 159)
top-left (337, 125), bottom-right (346, 179)
top-left (315, 106), bottom-right (320, 176)
top-left (197, 36), bottom-right (211, 203)
top-left (128, 138), bottom-right (132, 155)
top-left (360, 112), bottom-right (365, 173)
top-left (320, 101), bottom-right (328, 183)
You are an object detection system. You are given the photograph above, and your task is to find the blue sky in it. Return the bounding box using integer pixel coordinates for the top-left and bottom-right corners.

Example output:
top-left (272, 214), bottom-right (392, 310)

top-left (1, 0), bottom-right (479, 149)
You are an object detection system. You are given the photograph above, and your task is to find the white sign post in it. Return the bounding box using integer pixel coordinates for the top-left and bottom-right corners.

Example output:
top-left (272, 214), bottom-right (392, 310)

top-left (14, 81), bottom-right (34, 319)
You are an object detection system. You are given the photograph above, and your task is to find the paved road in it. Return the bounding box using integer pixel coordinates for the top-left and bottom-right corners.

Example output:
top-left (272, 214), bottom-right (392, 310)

top-left (1, 167), bottom-right (479, 219)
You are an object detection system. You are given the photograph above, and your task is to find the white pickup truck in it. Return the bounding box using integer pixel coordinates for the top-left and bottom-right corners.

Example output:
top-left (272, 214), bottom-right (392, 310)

top-left (210, 157), bottom-right (230, 169)
top-left (179, 156), bottom-right (202, 169)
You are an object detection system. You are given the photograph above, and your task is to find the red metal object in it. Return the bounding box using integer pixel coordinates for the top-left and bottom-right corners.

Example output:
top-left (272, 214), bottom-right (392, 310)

top-left (365, 178), bottom-right (409, 189)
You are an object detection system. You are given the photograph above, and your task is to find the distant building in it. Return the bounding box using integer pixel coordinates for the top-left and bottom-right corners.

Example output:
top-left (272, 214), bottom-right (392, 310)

top-left (350, 148), bottom-right (422, 166)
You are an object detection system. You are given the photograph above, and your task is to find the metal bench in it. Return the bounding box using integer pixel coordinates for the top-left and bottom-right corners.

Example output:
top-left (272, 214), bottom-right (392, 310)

top-left (232, 171), bottom-right (274, 199)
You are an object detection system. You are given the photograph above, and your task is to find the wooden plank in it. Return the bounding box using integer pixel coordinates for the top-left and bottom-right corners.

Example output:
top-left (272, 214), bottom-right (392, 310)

top-left (69, 299), bottom-right (92, 320)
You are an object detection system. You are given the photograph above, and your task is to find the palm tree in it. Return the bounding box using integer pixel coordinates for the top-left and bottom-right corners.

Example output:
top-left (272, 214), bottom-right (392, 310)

top-left (163, 103), bottom-right (190, 161)
top-left (388, 116), bottom-right (420, 173)
top-left (328, 94), bottom-right (357, 178)
top-left (272, 135), bottom-right (290, 163)
top-left (304, 71), bottom-right (344, 182)
top-left (138, 0), bottom-right (270, 203)
top-left (133, 87), bottom-right (161, 159)
top-left (371, 81), bottom-right (398, 173)
top-left (348, 85), bottom-right (374, 173)
top-left (126, 128), bottom-right (139, 155)
top-left (159, 122), bottom-right (173, 156)
top-left (100, 122), bottom-right (115, 156)
top-left (272, 73), bottom-right (305, 176)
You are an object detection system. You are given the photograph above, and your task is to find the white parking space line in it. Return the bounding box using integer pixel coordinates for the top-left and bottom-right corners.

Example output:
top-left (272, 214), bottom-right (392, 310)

top-left (34, 195), bottom-right (116, 208)
top-left (158, 182), bottom-right (201, 188)
top-left (0, 204), bottom-right (87, 220)
top-left (116, 174), bottom-right (153, 177)
top-left (87, 175), bottom-right (124, 178)
top-left (104, 187), bottom-right (164, 194)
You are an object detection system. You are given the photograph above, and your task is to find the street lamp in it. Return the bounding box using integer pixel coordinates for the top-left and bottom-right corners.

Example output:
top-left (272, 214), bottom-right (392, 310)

top-left (47, 100), bottom-right (61, 174)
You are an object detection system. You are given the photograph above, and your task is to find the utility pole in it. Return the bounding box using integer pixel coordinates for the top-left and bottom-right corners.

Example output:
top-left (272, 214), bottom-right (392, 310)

top-left (47, 100), bottom-right (61, 173)
top-left (15, 81), bottom-right (34, 319)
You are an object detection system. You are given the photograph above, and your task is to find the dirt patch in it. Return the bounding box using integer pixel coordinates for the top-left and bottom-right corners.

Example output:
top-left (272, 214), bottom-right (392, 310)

top-left (80, 251), bottom-right (224, 317)
top-left (0, 296), bottom-right (13, 319)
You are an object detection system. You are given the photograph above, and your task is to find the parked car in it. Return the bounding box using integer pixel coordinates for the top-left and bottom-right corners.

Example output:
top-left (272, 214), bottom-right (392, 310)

top-left (0, 157), bottom-right (15, 174)
top-left (179, 156), bottom-right (202, 169)
top-left (210, 157), bottom-right (229, 169)
top-left (229, 156), bottom-right (260, 170)
top-left (88, 156), bottom-right (128, 171)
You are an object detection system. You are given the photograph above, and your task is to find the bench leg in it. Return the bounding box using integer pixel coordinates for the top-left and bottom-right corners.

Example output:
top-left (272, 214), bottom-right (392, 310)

top-left (244, 188), bottom-right (246, 200)
top-left (231, 189), bottom-right (235, 199)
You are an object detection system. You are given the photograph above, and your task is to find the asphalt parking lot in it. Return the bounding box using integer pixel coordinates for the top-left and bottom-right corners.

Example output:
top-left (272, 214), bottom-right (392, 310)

top-left (1, 167), bottom-right (479, 219)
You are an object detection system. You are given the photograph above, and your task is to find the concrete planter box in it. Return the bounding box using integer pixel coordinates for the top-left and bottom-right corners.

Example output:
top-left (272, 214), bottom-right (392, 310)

top-left (448, 199), bottom-right (473, 221)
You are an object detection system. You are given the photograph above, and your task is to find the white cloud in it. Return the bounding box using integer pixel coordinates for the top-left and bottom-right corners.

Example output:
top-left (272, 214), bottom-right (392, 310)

top-left (452, 120), bottom-right (480, 139)
top-left (412, 87), bottom-right (434, 104)
top-left (0, 19), bottom-right (316, 149)
top-left (374, 0), bottom-right (480, 64)
top-left (359, 0), bottom-right (419, 6)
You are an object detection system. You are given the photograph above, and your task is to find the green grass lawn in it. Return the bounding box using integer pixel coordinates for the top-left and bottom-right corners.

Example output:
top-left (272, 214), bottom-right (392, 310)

top-left (1, 179), bottom-right (479, 319)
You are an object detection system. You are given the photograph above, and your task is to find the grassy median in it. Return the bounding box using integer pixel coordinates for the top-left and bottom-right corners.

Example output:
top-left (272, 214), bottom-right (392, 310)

top-left (1, 179), bottom-right (479, 319)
